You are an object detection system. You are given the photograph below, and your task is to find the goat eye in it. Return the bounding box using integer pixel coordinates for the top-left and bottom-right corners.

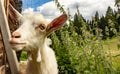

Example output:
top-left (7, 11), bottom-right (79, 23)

top-left (39, 24), bottom-right (45, 30)
top-left (35, 24), bottom-right (46, 32)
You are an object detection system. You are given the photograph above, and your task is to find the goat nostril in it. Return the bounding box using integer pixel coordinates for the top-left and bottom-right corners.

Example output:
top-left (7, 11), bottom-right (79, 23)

top-left (12, 32), bottom-right (21, 38)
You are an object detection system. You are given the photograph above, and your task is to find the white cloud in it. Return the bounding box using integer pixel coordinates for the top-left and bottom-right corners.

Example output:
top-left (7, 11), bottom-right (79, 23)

top-left (37, 1), bottom-right (61, 21)
top-left (22, 8), bottom-right (34, 13)
top-left (25, 0), bottom-right (116, 21)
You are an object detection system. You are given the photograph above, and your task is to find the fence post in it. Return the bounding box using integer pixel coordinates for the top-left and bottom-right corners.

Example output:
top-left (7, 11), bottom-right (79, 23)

top-left (0, 0), bottom-right (20, 74)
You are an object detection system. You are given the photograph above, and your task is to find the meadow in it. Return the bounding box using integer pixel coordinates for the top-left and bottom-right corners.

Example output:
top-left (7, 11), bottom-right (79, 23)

top-left (103, 37), bottom-right (120, 72)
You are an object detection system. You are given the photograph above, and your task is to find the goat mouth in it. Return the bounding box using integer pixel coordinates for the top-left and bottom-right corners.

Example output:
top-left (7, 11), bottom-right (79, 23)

top-left (10, 41), bottom-right (26, 46)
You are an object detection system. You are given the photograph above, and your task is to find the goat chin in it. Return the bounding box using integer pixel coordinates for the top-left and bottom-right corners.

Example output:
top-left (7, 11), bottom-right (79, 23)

top-left (11, 45), bottom-right (25, 51)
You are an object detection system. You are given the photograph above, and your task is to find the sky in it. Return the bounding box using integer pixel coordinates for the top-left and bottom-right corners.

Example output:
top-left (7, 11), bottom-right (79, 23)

top-left (22, 0), bottom-right (116, 21)
top-left (22, 0), bottom-right (52, 9)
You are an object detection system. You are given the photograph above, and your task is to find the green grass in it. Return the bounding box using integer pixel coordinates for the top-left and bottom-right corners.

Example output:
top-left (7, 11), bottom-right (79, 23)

top-left (20, 51), bottom-right (27, 61)
top-left (103, 37), bottom-right (118, 50)
top-left (103, 37), bottom-right (120, 72)
top-left (103, 37), bottom-right (120, 56)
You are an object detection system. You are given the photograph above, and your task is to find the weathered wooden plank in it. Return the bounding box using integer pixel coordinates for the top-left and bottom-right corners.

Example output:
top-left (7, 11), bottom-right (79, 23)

top-left (0, 0), bottom-right (20, 74)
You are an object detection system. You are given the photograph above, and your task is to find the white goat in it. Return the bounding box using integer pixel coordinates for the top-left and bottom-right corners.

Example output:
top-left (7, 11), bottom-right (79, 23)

top-left (9, 4), bottom-right (67, 74)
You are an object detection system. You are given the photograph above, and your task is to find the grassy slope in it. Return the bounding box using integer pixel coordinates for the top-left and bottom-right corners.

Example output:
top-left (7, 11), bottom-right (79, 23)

top-left (103, 37), bottom-right (120, 70)
top-left (103, 37), bottom-right (119, 51)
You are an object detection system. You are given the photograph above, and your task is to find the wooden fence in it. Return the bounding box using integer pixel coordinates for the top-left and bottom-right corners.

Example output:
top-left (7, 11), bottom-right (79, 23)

top-left (0, 0), bottom-right (20, 74)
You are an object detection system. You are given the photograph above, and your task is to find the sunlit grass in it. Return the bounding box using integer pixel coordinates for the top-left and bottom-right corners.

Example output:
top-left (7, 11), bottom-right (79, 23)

top-left (103, 37), bottom-right (118, 50)
top-left (102, 37), bottom-right (120, 73)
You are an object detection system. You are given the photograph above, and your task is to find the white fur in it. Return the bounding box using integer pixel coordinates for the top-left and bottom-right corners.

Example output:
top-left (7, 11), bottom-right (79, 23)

top-left (10, 11), bottom-right (58, 74)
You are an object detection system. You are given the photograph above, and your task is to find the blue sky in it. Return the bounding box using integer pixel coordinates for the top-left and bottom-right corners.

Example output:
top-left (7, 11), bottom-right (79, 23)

top-left (22, 0), bottom-right (51, 10)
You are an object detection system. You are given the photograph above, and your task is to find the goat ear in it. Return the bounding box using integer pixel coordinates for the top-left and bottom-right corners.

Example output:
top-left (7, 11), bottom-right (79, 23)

top-left (46, 14), bottom-right (67, 35)
top-left (8, 4), bottom-right (22, 20)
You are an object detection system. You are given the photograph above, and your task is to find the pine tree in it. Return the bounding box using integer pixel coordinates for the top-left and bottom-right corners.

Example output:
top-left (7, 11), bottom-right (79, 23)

top-left (73, 9), bottom-right (88, 36)
top-left (105, 6), bottom-right (117, 37)
top-left (115, 0), bottom-right (120, 12)
top-left (98, 16), bottom-right (108, 39)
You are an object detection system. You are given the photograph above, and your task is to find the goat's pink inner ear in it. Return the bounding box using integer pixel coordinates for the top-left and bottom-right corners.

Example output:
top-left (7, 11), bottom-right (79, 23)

top-left (8, 4), bottom-right (22, 20)
top-left (46, 14), bottom-right (67, 35)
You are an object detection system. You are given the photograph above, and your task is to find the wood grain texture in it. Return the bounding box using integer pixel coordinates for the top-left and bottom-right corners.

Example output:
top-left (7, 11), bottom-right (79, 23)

top-left (0, 0), bottom-right (20, 74)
